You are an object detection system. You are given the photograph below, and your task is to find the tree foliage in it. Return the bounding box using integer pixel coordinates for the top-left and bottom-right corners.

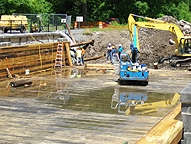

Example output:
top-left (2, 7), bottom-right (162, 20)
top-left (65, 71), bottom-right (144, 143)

top-left (0, 0), bottom-right (52, 15)
top-left (0, 0), bottom-right (191, 23)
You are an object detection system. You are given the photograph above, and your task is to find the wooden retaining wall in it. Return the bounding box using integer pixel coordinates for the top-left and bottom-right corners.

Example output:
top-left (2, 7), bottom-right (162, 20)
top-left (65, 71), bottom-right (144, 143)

top-left (0, 42), bottom-right (70, 79)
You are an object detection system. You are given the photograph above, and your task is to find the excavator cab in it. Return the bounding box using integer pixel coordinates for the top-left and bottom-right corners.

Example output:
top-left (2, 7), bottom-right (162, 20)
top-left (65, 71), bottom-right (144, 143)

top-left (179, 38), bottom-right (191, 54)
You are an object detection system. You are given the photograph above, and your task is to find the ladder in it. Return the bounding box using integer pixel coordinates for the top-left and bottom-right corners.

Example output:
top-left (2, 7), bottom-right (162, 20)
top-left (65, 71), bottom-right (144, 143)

top-left (54, 42), bottom-right (65, 69)
top-left (55, 42), bottom-right (65, 93)
top-left (55, 70), bottom-right (63, 93)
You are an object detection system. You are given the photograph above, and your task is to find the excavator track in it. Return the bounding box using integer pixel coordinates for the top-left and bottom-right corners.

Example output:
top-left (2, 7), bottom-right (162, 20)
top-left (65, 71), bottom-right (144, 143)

top-left (170, 57), bottom-right (191, 67)
top-left (159, 56), bottom-right (191, 67)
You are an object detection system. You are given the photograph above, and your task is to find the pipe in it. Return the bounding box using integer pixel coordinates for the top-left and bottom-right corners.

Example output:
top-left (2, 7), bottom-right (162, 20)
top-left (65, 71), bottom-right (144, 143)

top-left (10, 79), bottom-right (32, 87)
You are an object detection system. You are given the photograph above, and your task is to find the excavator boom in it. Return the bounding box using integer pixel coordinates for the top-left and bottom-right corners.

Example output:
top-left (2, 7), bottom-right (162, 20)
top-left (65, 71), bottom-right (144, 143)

top-left (128, 13), bottom-right (191, 67)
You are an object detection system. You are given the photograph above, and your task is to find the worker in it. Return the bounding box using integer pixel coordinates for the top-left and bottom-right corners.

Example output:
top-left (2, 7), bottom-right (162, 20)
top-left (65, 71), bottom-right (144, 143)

top-left (76, 47), bottom-right (82, 65)
top-left (81, 46), bottom-right (85, 65)
top-left (118, 44), bottom-right (123, 58)
top-left (111, 46), bottom-right (118, 64)
top-left (107, 43), bottom-right (112, 62)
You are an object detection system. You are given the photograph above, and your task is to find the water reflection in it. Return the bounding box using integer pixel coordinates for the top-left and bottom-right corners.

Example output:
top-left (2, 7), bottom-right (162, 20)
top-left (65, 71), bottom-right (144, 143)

top-left (111, 88), bottom-right (180, 115)
top-left (36, 70), bottom-right (71, 104)
top-left (38, 68), bottom-right (85, 104)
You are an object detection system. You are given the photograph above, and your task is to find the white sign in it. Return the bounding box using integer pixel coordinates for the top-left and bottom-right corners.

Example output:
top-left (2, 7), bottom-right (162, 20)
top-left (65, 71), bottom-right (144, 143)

top-left (76, 16), bottom-right (83, 22)
top-left (61, 19), bottom-right (66, 23)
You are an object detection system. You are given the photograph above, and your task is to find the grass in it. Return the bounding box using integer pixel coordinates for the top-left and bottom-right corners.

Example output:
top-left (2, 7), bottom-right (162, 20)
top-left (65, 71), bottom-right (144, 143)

top-left (82, 22), bottom-right (129, 34)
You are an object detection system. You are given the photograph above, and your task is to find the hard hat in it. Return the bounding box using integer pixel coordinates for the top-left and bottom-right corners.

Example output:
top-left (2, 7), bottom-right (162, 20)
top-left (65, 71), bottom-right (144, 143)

top-left (119, 44), bottom-right (122, 47)
top-left (112, 46), bottom-right (115, 49)
top-left (80, 46), bottom-right (83, 49)
top-left (108, 43), bottom-right (111, 46)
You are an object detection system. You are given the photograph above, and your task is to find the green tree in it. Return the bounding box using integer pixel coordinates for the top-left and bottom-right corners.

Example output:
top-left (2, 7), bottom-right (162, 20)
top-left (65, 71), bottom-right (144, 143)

top-left (0, 0), bottom-right (52, 15)
top-left (135, 1), bottom-right (149, 15)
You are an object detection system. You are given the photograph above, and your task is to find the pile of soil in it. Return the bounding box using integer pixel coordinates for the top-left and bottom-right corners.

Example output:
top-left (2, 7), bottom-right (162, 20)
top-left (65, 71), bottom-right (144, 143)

top-left (76, 15), bottom-right (191, 69)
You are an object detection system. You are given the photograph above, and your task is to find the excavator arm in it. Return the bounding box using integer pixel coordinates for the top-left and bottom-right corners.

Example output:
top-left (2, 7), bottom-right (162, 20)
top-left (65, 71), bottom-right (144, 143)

top-left (128, 13), bottom-right (190, 57)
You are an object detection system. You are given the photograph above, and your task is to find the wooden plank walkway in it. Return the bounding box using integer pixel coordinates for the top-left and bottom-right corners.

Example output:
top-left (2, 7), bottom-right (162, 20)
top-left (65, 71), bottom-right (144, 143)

top-left (137, 103), bottom-right (183, 144)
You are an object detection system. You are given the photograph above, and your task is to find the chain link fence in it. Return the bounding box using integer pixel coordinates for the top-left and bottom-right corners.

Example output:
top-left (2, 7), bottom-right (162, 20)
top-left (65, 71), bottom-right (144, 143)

top-left (12, 13), bottom-right (71, 33)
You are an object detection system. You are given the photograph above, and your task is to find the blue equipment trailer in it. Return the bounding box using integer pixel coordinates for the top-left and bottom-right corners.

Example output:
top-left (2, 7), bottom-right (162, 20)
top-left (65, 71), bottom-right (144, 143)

top-left (119, 25), bottom-right (149, 85)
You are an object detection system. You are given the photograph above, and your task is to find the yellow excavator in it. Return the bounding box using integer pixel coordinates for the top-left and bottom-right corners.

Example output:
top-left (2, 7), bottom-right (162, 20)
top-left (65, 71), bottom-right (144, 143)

top-left (128, 13), bottom-right (191, 67)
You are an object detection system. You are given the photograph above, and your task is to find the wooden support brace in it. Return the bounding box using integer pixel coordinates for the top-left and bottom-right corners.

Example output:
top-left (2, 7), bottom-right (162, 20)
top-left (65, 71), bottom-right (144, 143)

top-left (65, 42), bottom-right (73, 66)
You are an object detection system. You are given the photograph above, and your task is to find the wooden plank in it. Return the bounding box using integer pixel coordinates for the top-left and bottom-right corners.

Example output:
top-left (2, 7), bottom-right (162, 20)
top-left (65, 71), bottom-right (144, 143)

top-left (66, 23), bottom-right (76, 44)
top-left (0, 43), bottom-right (57, 54)
top-left (0, 42), bottom-right (71, 78)
top-left (70, 39), bottom-right (94, 47)
top-left (85, 64), bottom-right (114, 70)
top-left (84, 54), bottom-right (104, 61)
top-left (12, 63), bottom-right (54, 76)
top-left (65, 42), bottom-right (73, 66)
top-left (136, 103), bottom-right (183, 144)
top-left (0, 53), bottom-right (57, 71)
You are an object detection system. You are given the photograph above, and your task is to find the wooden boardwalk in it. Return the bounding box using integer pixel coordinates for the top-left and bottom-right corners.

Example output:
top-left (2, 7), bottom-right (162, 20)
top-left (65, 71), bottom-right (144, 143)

top-left (137, 103), bottom-right (182, 144)
top-left (0, 97), bottom-right (162, 144)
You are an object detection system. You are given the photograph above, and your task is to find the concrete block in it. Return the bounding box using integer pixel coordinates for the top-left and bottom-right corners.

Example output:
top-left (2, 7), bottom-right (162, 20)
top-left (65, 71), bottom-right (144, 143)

top-left (0, 42), bottom-right (11, 47)
top-left (11, 38), bottom-right (19, 43)
top-left (181, 103), bottom-right (191, 113)
top-left (0, 32), bottom-right (69, 46)
top-left (183, 132), bottom-right (191, 144)
top-left (180, 84), bottom-right (191, 103)
top-left (21, 37), bottom-right (27, 42)
top-left (57, 38), bottom-right (67, 42)
top-left (182, 113), bottom-right (191, 132)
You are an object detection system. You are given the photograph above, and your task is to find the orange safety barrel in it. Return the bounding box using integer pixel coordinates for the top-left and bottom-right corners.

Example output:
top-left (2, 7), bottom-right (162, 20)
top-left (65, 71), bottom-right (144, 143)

top-left (74, 21), bottom-right (77, 29)
top-left (99, 22), bottom-right (103, 29)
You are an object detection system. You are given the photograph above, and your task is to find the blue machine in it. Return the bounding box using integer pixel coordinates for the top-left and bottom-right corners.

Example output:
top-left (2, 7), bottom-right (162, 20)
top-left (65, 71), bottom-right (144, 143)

top-left (118, 92), bottom-right (147, 114)
top-left (119, 25), bottom-right (149, 85)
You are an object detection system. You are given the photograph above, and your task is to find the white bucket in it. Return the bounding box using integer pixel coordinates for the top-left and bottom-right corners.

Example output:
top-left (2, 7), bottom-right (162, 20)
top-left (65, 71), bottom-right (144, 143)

top-left (132, 65), bottom-right (136, 70)
top-left (25, 69), bottom-right (30, 75)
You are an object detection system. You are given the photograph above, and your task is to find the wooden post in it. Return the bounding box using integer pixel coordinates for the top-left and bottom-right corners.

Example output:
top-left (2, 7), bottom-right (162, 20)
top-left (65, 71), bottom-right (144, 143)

top-left (66, 23), bottom-right (76, 44)
top-left (6, 68), bottom-right (12, 78)
top-left (65, 42), bottom-right (73, 66)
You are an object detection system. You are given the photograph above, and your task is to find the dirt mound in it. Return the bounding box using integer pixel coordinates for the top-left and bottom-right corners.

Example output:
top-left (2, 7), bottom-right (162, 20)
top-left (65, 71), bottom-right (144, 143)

top-left (83, 28), bottom-right (175, 68)
top-left (79, 15), bottom-right (191, 69)
top-left (83, 30), bottom-right (132, 64)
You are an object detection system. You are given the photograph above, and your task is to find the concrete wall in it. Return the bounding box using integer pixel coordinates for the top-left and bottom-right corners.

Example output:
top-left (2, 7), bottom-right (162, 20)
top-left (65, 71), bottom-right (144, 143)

top-left (0, 32), bottom-right (68, 46)
top-left (181, 84), bottom-right (191, 144)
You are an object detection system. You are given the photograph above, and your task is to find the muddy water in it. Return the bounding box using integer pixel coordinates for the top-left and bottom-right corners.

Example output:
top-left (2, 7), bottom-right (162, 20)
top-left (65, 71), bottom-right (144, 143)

top-left (0, 68), bottom-right (180, 144)
top-left (38, 87), bottom-right (178, 117)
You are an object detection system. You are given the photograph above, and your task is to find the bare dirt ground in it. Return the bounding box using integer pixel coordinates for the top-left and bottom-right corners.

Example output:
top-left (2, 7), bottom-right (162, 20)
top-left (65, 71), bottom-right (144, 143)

top-left (81, 29), bottom-right (179, 69)
top-left (74, 16), bottom-right (191, 70)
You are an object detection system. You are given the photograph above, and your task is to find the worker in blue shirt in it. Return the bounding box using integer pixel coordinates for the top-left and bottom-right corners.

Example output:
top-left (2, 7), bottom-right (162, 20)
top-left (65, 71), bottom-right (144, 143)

top-left (118, 44), bottom-right (123, 58)
top-left (111, 46), bottom-right (117, 64)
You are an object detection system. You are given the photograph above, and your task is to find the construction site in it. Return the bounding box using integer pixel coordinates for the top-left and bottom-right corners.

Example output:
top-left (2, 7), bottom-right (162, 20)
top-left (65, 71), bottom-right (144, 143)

top-left (0, 13), bottom-right (191, 144)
